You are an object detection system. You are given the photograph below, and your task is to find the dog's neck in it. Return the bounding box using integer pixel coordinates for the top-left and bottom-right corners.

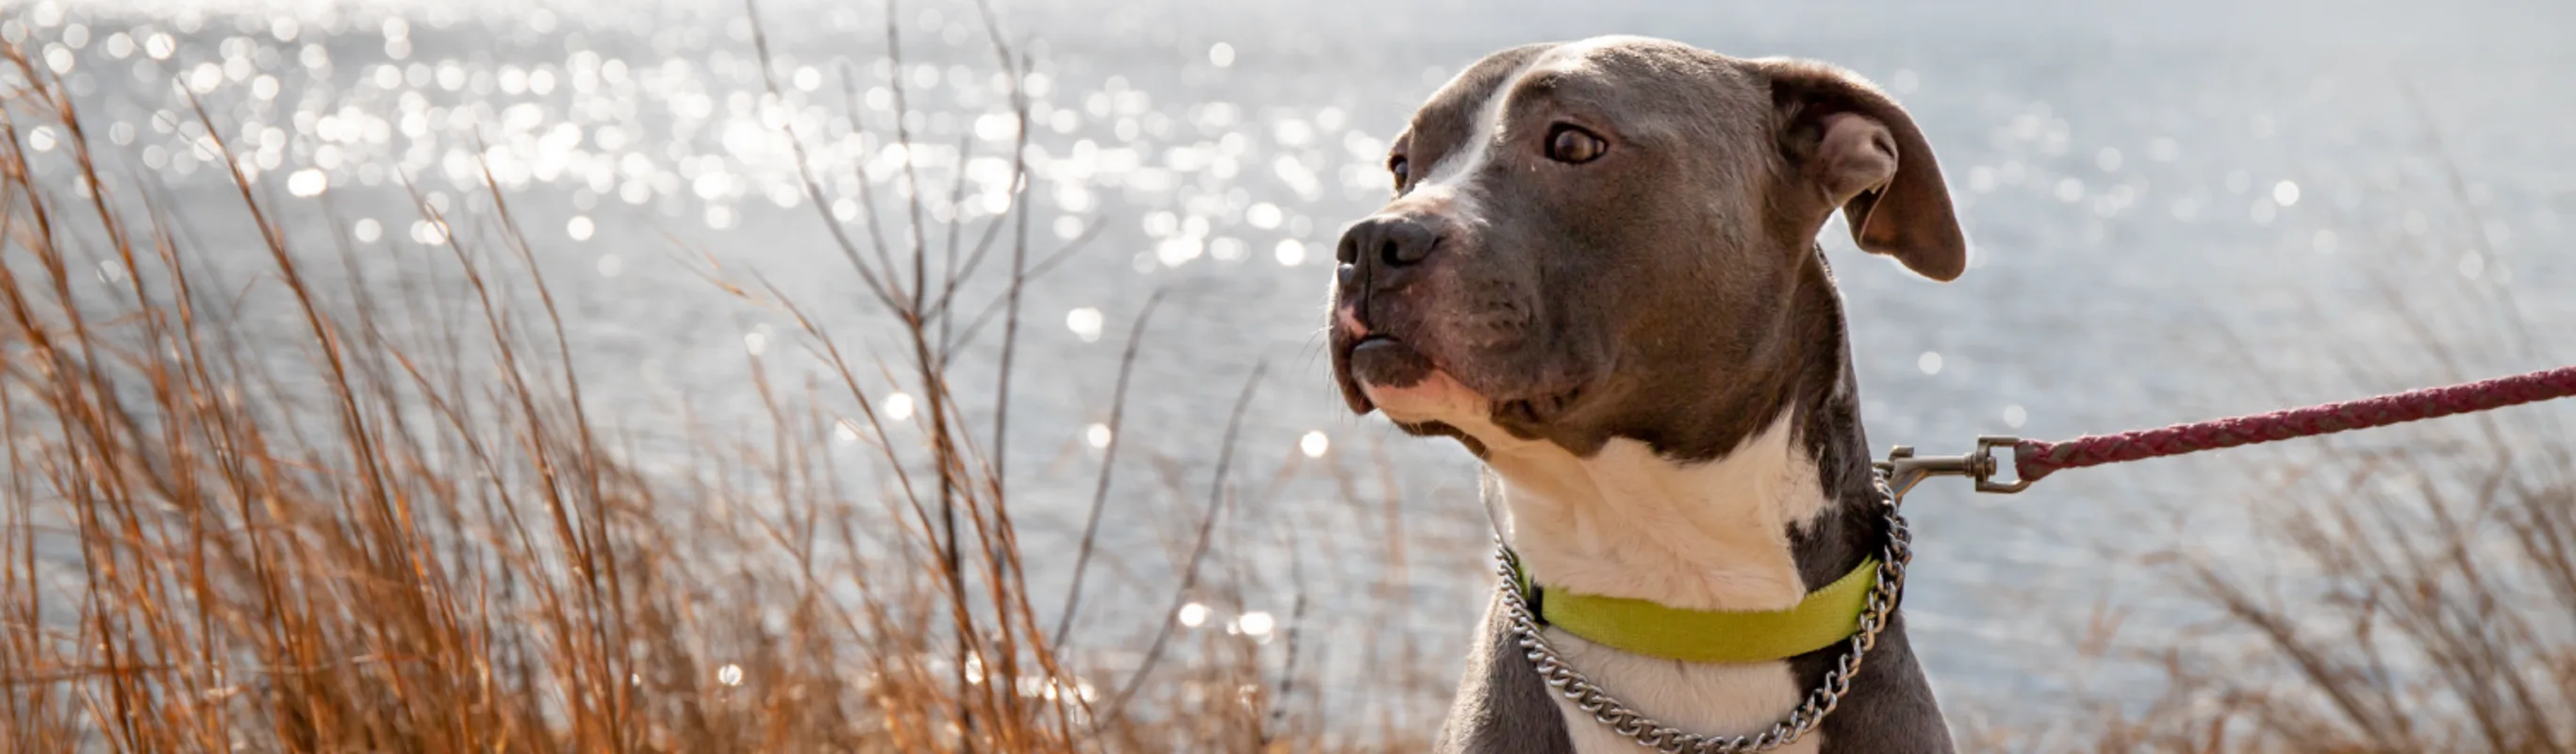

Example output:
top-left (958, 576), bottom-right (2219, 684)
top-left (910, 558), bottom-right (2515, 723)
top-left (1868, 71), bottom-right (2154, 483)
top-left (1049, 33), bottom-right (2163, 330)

top-left (1486, 251), bottom-right (1879, 612)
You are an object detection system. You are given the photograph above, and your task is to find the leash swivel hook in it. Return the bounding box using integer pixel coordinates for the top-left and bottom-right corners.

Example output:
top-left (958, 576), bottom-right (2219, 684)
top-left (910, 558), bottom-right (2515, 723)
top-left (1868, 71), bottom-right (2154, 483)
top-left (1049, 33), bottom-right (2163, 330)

top-left (1874, 435), bottom-right (2034, 500)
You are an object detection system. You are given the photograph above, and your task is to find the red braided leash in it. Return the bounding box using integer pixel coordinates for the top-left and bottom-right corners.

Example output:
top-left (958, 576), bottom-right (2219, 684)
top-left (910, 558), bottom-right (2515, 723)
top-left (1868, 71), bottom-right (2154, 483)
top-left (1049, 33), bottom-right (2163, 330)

top-left (2009, 365), bottom-right (2576, 484)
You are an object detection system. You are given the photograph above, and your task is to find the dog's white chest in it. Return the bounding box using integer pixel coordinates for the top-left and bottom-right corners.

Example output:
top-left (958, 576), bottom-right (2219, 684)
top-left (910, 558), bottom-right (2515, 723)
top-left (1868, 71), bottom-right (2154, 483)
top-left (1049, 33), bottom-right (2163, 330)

top-left (1471, 414), bottom-right (1831, 752)
top-left (1492, 416), bottom-right (1828, 613)
top-left (1544, 630), bottom-right (1821, 754)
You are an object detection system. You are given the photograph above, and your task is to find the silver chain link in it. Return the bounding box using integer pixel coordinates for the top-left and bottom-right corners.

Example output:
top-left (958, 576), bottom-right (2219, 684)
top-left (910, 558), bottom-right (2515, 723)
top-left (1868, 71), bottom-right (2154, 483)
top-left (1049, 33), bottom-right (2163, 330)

top-left (1496, 479), bottom-right (1913, 753)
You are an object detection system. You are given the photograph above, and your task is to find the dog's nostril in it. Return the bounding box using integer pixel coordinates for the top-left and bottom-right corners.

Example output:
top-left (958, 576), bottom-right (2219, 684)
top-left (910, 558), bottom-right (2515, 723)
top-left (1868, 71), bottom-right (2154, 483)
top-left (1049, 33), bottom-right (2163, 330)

top-left (1340, 216), bottom-right (1438, 270)
top-left (1382, 221), bottom-right (1436, 266)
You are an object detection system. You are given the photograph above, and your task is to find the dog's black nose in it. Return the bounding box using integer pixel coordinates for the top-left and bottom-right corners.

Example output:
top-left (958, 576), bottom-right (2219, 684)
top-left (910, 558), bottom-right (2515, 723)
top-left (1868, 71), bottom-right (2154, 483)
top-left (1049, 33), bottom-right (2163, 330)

top-left (1337, 215), bottom-right (1439, 269)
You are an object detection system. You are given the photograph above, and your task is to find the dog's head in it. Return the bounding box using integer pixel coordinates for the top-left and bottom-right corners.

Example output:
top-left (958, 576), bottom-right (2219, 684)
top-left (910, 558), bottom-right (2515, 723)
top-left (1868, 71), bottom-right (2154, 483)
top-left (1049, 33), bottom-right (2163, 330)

top-left (1328, 37), bottom-right (1965, 460)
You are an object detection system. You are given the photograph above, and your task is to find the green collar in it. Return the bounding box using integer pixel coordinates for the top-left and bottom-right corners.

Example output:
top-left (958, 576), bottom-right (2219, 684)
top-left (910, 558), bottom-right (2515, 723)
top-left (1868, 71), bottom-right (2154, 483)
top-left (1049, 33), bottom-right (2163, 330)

top-left (1505, 549), bottom-right (1877, 664)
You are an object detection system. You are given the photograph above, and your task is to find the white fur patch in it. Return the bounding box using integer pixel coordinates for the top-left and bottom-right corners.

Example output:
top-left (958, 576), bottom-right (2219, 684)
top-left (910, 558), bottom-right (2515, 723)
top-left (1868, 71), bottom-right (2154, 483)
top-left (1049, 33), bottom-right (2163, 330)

top-left (1495, 413), bottom-right (1828, 612)
top-left (1406, 41), bottom-right (1612, 227)
top-left (1549, 631), bottom-right (1823, 754)
top-left (1414, 53), bottom-right (1542, 189)
top-left (1367, 374), bottom-right (1830, 613)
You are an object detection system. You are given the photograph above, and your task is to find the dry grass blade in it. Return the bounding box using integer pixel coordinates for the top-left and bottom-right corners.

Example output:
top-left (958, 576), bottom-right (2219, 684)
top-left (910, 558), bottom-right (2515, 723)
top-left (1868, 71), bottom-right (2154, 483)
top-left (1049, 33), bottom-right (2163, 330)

top-left (1052, 288), bottom-right (1170, 647)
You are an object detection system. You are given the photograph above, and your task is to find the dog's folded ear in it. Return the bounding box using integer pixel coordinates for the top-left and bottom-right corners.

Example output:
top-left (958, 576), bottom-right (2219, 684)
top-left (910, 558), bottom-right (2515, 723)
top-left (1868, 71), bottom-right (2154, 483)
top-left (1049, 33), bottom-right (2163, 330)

top-left (1754, 58), bottom-right (1966, 282)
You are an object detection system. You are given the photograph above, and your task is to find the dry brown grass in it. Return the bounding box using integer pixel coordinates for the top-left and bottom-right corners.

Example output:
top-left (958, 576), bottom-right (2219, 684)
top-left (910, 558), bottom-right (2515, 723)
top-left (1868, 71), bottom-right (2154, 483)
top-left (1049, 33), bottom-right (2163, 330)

top-left (0, 8), bottom-right (1459, 750)
top-left (2033, 430), bottom-right (2576, 753)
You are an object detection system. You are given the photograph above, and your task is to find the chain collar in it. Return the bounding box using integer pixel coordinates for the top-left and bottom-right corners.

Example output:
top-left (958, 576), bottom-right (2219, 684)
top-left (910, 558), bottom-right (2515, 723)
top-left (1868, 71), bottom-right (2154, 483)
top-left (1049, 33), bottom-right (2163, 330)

top-left (1494, 477), bottom-right (1913, 753)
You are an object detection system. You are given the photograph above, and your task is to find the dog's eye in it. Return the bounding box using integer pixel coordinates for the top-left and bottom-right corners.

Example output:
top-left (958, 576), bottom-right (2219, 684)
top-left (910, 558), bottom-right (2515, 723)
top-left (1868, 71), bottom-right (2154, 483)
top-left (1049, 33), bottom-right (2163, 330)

top-left (1545, 125), bottom-right (1607, 164)
top-left (1388, 156), bottom-right (1411, 188)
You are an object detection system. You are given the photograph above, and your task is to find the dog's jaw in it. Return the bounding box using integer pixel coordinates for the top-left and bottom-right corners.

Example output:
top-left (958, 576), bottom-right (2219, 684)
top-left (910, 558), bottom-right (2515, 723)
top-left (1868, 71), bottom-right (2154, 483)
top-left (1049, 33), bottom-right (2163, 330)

top-left (1349, 331), bottom-right (1829, 613)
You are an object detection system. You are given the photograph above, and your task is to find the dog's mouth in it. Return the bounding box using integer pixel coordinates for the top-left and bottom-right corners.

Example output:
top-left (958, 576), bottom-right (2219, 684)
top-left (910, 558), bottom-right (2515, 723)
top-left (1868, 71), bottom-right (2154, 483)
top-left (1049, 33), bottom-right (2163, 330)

top-left (1332, 331), bottom-right (1593, 437)
top-left (1346, 336), bottom-right (1437, 390)
top-left (1329, 327), bottom-right (1447, 418)
top-left (1329, 333), bottom-right (1427, 417)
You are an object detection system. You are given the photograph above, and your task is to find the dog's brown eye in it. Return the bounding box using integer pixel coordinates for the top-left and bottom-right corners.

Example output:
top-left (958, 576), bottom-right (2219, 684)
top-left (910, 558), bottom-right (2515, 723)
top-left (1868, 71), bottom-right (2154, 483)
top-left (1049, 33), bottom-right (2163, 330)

top-left (1546, 125), bottom-right (1607, 164)
top-left (1389, 156), bottom-right (1411, 188)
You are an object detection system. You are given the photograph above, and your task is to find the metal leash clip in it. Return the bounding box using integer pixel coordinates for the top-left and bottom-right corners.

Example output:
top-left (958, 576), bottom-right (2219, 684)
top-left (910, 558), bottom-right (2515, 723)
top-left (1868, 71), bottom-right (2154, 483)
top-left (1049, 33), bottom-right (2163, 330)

top-left (1874, 435), bottom-right (2033, 500)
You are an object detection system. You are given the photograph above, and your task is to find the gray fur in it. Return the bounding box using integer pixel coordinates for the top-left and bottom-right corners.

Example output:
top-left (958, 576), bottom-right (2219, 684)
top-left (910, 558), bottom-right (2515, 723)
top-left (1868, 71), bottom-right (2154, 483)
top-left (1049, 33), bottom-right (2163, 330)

top-left (1434, 589), bottom-right (1574, 753)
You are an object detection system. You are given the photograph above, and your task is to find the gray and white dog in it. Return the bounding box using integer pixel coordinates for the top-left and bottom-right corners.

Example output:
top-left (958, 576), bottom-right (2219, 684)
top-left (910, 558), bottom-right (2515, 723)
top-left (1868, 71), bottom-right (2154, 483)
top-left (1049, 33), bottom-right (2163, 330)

top-left (1324, 37), bottom-right (1966, 753)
